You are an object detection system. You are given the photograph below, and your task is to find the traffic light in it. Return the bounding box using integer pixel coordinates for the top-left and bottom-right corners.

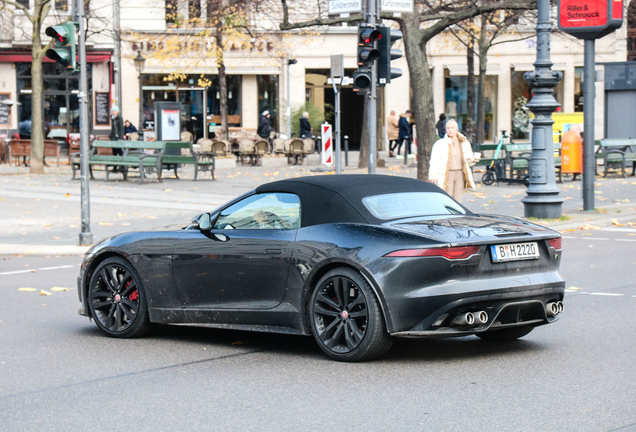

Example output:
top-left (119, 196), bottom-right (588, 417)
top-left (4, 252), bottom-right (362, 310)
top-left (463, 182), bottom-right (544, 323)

top-left (357, 25), bottom-right (382, 68)
top-left (377, 25), bottom-right (403, 86)
top-left (45, 22), bottom-right (77, 70)
top-left (353, 71), bottom-right (372, 95)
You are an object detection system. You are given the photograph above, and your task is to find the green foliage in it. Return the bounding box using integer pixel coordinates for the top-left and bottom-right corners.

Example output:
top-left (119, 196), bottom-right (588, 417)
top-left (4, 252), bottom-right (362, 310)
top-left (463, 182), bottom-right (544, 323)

top-left (290, 102), bottom-right (333, 137)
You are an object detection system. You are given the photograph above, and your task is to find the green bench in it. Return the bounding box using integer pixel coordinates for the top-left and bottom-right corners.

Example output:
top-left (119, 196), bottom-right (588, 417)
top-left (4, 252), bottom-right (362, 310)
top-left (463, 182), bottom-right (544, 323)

top-left (473, 143), bottom-right (504, 167)
top-left (71, 140), bottom-right (215, 182)
top-left (595, 138), bottom-right (636, 178)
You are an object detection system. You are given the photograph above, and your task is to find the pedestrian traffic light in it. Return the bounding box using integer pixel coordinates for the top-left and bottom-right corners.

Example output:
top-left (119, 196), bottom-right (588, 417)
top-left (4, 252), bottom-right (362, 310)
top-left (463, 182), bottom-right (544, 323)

top-left (357, 25), bottom-right (382, 68)
top-left (45, 22), bottom-right (77, 71)
top-left (377, 25), bottom-right (403, 86)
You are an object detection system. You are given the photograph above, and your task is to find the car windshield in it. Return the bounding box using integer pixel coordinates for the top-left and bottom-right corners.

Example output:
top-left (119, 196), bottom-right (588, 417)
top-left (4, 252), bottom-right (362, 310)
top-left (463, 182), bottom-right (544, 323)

top-left (362, 192), bottom-right (467, 220)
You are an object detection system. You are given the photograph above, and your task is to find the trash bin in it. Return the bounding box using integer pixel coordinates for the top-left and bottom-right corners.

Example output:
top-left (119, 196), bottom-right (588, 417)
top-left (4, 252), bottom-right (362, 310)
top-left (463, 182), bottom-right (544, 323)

top-left (561, 130), bottom-right (583, 174)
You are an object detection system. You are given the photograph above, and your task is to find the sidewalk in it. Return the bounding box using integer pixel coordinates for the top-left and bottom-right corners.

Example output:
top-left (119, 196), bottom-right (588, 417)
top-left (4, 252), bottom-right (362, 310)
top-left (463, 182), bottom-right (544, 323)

top-left (1, 154), bottom-right (635, 255)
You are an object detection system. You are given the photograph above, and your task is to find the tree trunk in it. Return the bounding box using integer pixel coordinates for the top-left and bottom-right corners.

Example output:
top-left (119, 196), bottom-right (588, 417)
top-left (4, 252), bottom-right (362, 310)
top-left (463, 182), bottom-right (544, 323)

top-left (475, 16), bottom-right (488, 146)
top-left (401, 15), bottom-right (436, 181)
top-left (30, 14), bottom-right (45, 174)
top-left (358, 95), bottom-right (368, 169)
top-left (465, 39), bottom-right (475, 142)
top-left (215, 31), bottom-right (228, 140)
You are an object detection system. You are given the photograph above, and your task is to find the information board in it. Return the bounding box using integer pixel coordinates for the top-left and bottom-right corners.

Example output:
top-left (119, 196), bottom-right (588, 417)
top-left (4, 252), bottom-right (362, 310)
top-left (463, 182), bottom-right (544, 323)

top-left (94, 92), bottom-right (110, 126)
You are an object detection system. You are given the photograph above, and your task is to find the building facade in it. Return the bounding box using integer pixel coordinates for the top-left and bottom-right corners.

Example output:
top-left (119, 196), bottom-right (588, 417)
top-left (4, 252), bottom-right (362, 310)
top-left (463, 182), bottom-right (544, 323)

top-left (0, 0), bottom-right (632, 149)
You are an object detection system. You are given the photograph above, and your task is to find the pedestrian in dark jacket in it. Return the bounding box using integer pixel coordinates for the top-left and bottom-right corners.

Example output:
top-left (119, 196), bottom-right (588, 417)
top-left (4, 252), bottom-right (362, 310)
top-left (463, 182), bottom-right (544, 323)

top-left (109, 106), bottom-right (125, 171)
top-left (257, 110), bottom-right (272, 139)
top-left (124, 120), bottom-right (138, 140)
top-left (397, 110), bottom-right (412, 156)
top-left (299, 112), bottom-right (312, 138)
top-left (436, 113), bottom-right (446, 138)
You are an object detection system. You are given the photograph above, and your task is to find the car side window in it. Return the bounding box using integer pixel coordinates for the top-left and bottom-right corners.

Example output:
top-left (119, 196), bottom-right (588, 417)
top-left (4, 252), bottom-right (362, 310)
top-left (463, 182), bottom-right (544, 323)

top-left (213, 193), bottom-right (301, 230)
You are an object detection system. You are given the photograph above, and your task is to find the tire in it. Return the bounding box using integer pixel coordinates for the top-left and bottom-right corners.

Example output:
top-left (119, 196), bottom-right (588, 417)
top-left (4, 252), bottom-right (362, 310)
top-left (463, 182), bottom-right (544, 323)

top-left (476, 325), bottom-right (534, 341)
top-left (87, 256), bottom-right (151, 338)
top-left (482, 171), bottom-right (495, 186)
top-left (309, 268), bottom-right (393, 362)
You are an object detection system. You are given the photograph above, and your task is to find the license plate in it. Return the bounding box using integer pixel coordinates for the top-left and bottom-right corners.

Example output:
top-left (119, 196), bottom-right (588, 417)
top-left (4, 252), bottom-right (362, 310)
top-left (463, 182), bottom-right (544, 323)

top-left (490, 242), bottom-right (539, 262)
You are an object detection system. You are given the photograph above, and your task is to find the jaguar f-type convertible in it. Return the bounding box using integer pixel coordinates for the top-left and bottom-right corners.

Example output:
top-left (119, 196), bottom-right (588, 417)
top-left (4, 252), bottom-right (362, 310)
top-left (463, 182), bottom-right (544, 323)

top-left (77, 175), bottom-right (565, 361)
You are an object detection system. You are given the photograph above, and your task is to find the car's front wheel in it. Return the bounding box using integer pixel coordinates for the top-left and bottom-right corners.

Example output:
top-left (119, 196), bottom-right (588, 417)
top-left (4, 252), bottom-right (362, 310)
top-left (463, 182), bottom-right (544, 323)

top-left (476, 325), bottom-right (534, 341)
top-left (87, 256), bottom-right (151, 338)
top-left (309, 268), bottom-right (393, 362)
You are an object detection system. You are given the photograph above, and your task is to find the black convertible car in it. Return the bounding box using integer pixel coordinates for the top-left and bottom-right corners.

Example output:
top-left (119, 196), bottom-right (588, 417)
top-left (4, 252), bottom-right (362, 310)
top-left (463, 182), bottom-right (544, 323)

top-left (78, 175), bottom-right (565, 361)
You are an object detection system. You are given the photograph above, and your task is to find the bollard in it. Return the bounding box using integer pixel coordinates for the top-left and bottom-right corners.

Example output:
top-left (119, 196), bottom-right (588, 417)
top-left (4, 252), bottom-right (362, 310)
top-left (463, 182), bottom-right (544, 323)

top-left (344, 135), bottom-right (349, 167)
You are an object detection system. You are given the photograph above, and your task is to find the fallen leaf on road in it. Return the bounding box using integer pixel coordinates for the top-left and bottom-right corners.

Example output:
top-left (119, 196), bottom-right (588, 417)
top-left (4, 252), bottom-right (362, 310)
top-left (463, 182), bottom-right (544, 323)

top-left (502, 195), bottom-right (512, 198)
top-left (53, 237), bottom-right (61, 240)
top-left (40, 290), bottom-right (52, 296)
top-left (567, 286), bottom-right (582, 290)
top-left (18, 288), bottom-right (36, 291)
top-left (122, 223), bottom-right (130, 226)
top-left (611, 219), bottom-right (623, 226)
top-left (579, 225), bottom-right (601, 230)
top-left (163, 189), bottom-right (172, 192)
top-left (490, 200), bottom-right (494, 203)
top-left (65, 193), bottom-right (70, 197)
top-left (50, 287), bottom-right (69, 292)
top-left (148, 216), bottom-right (157, 219)
top-left (68, 225), bottom-right (78, 228)
top-left (98, 222), bottom-right (114, 226)
top-left (564, 197), bottom-right (573, 200)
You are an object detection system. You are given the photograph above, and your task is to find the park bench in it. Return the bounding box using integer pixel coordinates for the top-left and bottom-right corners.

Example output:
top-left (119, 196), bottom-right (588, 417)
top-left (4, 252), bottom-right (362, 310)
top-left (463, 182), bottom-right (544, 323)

top-left (595, 138), bottom-right (636, 178)
top-left (473, 143), bottom-right (504, 167)
top-left (160, 141), bottom-right (215, 180)
top-left (8, 139), bottom-right (60, 167)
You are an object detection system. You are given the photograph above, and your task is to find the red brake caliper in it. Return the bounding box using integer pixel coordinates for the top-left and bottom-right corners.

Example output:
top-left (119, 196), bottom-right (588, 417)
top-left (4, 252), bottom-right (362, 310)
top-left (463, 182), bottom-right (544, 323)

top-left (127, 281), bottom-right (139, 301)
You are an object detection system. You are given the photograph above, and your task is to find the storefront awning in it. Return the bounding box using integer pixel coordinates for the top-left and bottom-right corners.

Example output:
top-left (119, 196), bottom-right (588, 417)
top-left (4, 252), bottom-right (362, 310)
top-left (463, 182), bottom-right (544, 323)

top-left (0, 51), bottom-right (112, 63)
top-left (512, 63), bottom-right (567, 71)
top-left (444, 64), bottom-right (502, 76)
top-left (143, 66), bottom-right (280, 75)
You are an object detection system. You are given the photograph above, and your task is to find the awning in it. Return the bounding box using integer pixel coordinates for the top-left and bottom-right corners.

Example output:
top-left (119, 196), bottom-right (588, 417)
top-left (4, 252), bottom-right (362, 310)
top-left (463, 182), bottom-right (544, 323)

top-left (512, 63), bottom-right (567, 71)
top-left (444, 64), bottom-right (502, 76)
top-left (143, 66), bottom-right (280, 75)
top-left (0, 51), bottom-right (112, 63)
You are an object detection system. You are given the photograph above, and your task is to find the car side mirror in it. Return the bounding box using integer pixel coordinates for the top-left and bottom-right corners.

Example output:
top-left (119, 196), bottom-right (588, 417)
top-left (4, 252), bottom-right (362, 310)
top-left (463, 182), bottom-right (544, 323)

top-left (192, 213), bottom-right (211, 231)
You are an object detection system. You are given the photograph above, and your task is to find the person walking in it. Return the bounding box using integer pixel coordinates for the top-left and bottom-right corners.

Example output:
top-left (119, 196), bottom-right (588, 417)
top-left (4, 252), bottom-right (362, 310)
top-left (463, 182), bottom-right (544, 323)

top-left (258, 110), bottom-right (272, 139)
top-left (387, 110), bottom-right (399, 157)
top-left (436, 113), bottom-right (447, 138)
top-left (299, 112), bottom-right (312, 138)
top-left (397, 110), bottom-right (412, 156)
top-left (428, 119), bottom-right (480, 203)
top-left (109, 106), bottom-right (125, 172)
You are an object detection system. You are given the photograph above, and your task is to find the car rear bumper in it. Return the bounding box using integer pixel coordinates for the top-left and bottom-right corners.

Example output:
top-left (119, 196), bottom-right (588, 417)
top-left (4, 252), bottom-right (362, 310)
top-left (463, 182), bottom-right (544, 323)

top-left (382, 272), bottom-right (565, 335)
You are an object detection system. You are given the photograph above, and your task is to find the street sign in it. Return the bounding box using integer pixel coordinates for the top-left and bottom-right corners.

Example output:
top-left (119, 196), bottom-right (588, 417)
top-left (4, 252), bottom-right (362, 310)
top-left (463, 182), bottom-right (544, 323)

top-left (330, 54), bottom-right (344, 78)
top-left (328, 0), bottom-right (362, 15)
top-left (380, 0), bottom-right (414, 13)
top-left (321, 123), bottom-right (333, 167)
top-left (558, 0), bottom-right (623, 39)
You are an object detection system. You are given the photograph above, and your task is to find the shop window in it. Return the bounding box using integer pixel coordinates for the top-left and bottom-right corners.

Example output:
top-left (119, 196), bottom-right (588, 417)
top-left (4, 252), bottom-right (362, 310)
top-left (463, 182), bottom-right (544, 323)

top-left (511, 70), bottom-right (564, 140)
top-left (258, 75), bottom-right (279, 132)
top-left (574, 67), bottom-right (583, 113)
top-left (444, 72), bottom-right (498, 141)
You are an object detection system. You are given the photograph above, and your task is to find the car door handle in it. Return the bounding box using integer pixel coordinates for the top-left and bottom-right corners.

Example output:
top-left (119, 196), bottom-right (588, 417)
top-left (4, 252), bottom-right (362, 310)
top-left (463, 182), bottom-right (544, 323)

top-left (265, 249), bottom-right (282, 255)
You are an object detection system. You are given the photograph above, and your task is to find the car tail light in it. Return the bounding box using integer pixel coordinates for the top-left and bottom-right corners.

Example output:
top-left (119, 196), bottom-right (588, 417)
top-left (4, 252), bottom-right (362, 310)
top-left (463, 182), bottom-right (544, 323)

top-left (384, 245), bottom-right (480, 260)
top-left (548, 238), bottom-right (562, 250)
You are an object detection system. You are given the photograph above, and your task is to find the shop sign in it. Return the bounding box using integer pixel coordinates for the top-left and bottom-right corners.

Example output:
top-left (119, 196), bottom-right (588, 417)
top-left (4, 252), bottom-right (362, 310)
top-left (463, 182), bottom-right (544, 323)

top-left (558, 0), bottom-right (623, 39)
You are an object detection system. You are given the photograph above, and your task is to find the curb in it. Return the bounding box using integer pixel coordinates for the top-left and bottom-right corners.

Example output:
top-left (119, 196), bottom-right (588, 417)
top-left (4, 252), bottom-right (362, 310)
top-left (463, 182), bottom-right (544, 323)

top-left (0, 244), bottom-right (90, 256)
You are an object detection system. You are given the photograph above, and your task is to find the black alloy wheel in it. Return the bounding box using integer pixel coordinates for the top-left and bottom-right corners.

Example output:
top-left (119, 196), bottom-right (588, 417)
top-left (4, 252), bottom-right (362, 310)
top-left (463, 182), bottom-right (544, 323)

top-left (87, 256), bottom-right (151, 338)
top-left (310, 268), bottom-right (393, 362)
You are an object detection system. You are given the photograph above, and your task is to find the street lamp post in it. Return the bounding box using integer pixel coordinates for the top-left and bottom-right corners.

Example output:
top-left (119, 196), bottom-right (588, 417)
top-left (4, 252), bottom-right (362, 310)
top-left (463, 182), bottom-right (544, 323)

top-left (521, 0), bottom-right (564, 219)
top-left (286, 57), bottom-right (297, 138)
top-left (134, 51), bottom-right (146, 137)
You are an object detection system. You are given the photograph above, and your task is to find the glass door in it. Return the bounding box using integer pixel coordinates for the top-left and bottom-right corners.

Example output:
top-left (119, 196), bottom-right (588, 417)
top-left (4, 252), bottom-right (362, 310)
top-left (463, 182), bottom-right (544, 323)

top-left (178, 88), bottom-right (205, 141)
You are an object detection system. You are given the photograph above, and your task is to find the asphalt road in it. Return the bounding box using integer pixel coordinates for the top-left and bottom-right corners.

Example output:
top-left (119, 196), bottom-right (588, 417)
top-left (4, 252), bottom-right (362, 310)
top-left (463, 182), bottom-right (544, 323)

top-left (1, 224), bottom-right (636, 431)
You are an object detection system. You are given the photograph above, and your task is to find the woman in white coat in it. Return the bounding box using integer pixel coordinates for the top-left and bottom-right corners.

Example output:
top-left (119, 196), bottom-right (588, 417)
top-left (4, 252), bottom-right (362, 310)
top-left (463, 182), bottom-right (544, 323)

top-left (428, 119), bottom-right (480, 203)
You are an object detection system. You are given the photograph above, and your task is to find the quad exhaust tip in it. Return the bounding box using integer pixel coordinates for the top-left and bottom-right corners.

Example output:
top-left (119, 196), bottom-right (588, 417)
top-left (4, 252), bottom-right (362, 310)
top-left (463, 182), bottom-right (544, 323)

top-left (451, 312), bottom-right (475, 327)
top-left (474, 311), bottom-right (488, 324)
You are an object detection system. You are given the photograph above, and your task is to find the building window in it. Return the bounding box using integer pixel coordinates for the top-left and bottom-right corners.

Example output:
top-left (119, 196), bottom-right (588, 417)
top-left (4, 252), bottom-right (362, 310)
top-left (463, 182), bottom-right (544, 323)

top-left (17, 0), bottom-right (29, 8)
top-left (166, 0), bottom-right (178, 24)
top-left (189, 0), bottom-right (201, 20)
top-left (258, 75), bottom-right (279, 132)
top-left (444, 72), bottom-right (498, 141)
top-left (510, 70), bottom-right (564, 140)
top-left (54, 0), bottom-right (68, 12)
top-left (574, 67), bottom-right (583, 113)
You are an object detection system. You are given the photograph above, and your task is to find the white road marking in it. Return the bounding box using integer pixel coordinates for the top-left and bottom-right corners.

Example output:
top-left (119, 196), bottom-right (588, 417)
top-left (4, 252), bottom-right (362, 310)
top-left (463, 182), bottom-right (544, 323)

top-left (562, 236), bottom-right (577, 239)
top-left (0, 264), bottom-right (75, 276)
top-left (616, 239), bottom-right (636, 242)
top-left (39, 265), bottom-right (74, 271)
top-left (585, 238), bottom-right (610, 241)
top-left (588, 293), bottom-right (624, 296)
top-left (601, 227), bottom-right (636, 233)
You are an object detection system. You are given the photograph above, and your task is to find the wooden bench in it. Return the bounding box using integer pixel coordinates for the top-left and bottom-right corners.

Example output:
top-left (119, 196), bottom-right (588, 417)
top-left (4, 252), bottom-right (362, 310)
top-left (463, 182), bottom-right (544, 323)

top-left (595, 138), bottom-right (636, 178)
top-left (160, 141), bottom-right (215, 180)
top-left (8, 139), bottom-right (60, 167)
top-left (71, 141), bottom-right (165, 182)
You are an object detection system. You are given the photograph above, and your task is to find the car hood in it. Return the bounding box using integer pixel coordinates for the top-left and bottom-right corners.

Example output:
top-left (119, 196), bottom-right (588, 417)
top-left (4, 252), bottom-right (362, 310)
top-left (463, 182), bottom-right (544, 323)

top-left (152, 223), bottom-right (189, 231)
top-left (388, 214), bottom-right (557, 245)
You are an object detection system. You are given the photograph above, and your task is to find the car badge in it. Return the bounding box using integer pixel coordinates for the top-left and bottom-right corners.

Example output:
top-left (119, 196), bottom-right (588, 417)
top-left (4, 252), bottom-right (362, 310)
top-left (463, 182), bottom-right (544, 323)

top-left (342, 311), bottom-right (349, 319)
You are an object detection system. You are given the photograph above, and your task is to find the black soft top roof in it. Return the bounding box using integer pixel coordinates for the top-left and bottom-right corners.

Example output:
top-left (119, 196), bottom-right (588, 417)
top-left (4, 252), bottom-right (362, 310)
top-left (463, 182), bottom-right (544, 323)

top-left (255, 174), bottom-right (457, 227)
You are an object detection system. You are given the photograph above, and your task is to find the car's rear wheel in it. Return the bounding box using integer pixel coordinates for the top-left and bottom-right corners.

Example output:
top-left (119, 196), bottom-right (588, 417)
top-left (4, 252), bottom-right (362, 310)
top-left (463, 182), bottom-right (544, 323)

top-left (476, 325), bottom-right (534, 341)
top-left (309, 268), bottom-right (393, 362)
top-left (87, 256), bottom-right (151, 338)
